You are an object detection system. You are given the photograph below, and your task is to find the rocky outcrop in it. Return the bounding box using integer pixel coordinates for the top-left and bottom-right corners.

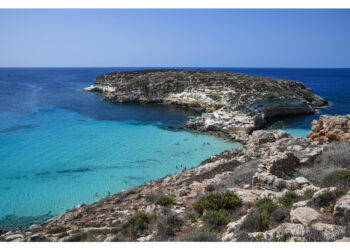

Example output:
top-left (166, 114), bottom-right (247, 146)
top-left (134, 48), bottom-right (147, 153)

top-left (307, 114), bottom-right (350, 142)
top-left (84, 69), bottom-right (327, 142)
top-left (334, 192), bottom-right (350, 217)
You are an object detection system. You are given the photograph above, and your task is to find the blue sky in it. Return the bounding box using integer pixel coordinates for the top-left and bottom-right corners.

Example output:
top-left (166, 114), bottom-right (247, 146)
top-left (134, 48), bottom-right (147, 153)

top-left (0, 9), bottom-right (349, 67)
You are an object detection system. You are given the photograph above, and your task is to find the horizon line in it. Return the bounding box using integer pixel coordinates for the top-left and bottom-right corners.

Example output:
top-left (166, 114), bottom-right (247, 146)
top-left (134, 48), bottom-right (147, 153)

top-left (1, 66), bottom-right (350, 69)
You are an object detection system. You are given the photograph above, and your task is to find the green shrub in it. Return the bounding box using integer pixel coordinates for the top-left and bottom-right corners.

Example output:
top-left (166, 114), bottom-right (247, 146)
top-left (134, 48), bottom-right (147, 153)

top-left (302, 188), bottom-right (318, 200)
top-left (58, 232), bottom-right (69, 239)
top-left (156, 213), bottom-right (184, 239)
top-left (312, 188), bottom-right (348, 207)
top-left (279, 191), bottom-right (300, 208)
top-left (272, 232), bottom-right (289, 242)
top-left (192, 191), bottom-right (241, 215)
top-left (74, 213), bottom-right (83, 219)
top-left (279, 189), bottom-right (318, 208)
top-left (156, 195), bottom-right (176, 207)
top-left (49, 226), bottom-right (67, 234)
top-left (181, 228), bottom-right (217, 242)
top-left (241, 198), bottom-right (279, 232)
top-left (187, 213), bottom-right (197, 223)
top-left (202, 209), bottom-right (231, 231)
top-left (321, 170), bottom-right (350, 189)
top-left (64, 232), bottom-right (88, 242)
top-left (123, 211), bottom-right (153, 239)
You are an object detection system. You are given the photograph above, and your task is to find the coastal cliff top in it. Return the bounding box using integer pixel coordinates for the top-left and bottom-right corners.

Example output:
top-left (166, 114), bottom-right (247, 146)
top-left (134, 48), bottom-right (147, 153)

top-left (93, 69), bottom-right (325, 107)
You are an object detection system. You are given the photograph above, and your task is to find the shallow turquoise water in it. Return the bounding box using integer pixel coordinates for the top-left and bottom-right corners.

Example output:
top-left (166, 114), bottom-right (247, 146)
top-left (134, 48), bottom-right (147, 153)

top-left (0, 106), bottom-right (239, 229)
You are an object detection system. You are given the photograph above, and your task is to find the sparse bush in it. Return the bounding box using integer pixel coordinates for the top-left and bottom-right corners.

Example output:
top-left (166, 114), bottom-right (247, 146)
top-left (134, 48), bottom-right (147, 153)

top-left (302, 188), bottom-right (318, 200)
top-left (49, 226), bottom-right (67, 234)
top-left (272, 232), bottom-right (289, 242)
top-left (85, 222), bottom-right (101, 228)
top-left (64, 232), bottom-right (88, 242)
top-left (58, 232), bottom-right (69, 239)
top-left (279, 191), bottom-right (300, 208)
top-left (181, 228), bottom-right (218, 242)
top-left (74, 213), bottom-right (83, 219)
top-left (296, 142), bottom-right (350, 186)
top-left (122, 211), bottom-right (153, 239)
top-left (202, 209), bottom-right (231, 231)
top-left (192, 191), bottom-right (241, 215)
top-left (156, 213), bottom-right (184, 239)
top-left (156, 195), bottom-right (176, 207)
top-left (312, 188), bottom-right (348, 208)
top-left (241, 198), bottom-right (279, 232)
top-left (186, 213), bottom-right (197, 223)
top-left (270, 207), bottom-right (289, 224)
top-left (321, 170), bottom-right (350, 189)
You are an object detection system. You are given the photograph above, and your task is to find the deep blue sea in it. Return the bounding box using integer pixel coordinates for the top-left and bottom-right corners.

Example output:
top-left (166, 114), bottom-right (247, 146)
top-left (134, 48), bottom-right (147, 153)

top-left (0, 68), bottom-right (349, 230)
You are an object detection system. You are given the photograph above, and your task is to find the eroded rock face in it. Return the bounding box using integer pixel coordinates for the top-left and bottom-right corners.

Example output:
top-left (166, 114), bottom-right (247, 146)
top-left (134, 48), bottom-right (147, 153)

top-left (307, 115), bottom-right (350, 142)
top-left (84, 69), bottom-right (327, 142)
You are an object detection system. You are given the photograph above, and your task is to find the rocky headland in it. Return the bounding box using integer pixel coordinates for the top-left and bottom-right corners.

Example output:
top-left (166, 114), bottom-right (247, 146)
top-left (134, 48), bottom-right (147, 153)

top-left (2, 115), bottom-right (350, 242)
top-left (84, 69), bottom-right (327, 142)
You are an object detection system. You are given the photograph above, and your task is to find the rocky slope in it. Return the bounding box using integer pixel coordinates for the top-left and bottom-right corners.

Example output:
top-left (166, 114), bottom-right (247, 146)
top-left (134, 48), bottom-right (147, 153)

top-left (2, 115), bottom-right (349, 242)
top-left (84, 69), bottom-right (327, 142)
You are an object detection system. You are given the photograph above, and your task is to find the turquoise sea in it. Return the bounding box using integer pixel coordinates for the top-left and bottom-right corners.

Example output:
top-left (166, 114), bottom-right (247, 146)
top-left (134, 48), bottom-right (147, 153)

top-left (0, 68), bottom-right (240, 230)
top-left (0, 67), bottom-right (349, 230)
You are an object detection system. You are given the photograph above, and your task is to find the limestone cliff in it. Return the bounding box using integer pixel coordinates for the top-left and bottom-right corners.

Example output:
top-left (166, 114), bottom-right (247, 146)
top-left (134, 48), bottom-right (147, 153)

top-left (84, 69), bottom-right (327, 142)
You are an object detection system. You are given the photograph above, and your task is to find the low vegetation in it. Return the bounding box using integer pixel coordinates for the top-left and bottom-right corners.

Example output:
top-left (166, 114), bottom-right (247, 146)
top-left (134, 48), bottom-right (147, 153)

top-left (297, 142), bottom-right (350, 185)
top-left (192, 191), bottom-right (241, 232)
top-left (320, 170), bottom-right (350, 189)
top-left (312, 188), bottom-right (348, 208)
top-left (48, 226), bottom-right (67, 234)
top-left (241, 198), bottom-right (279, 232)
top-left (181, 228), bottom-right (218, 242)
top-left (122, 211), bottom-right (153, 240)
top-left (192, 191), bottom-right (241, 215)
top-left (202, 210), bottom-right (231, 231)
top-left (156, 212), bottom-right (184, 240)
top-left (156, 195), bottom-right (176, 207)
top-left (279, 189), bottom-right (317, 208)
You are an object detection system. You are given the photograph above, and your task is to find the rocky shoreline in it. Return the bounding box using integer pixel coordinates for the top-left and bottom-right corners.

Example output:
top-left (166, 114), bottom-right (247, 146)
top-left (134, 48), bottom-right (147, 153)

top-left (1, 114), bottom-right (349, 242)
top-left (84, 69), bottom-right (327, 142)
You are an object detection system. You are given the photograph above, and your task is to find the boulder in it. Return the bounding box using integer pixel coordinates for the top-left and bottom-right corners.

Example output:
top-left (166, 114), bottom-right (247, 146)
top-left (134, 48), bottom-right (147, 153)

top-left (333, 193), bottom-right (350, 217)
top-left (290, 207), bottom-right (320, 225)
top-left (311, 223), bottom-right (346, 241)
top-left (29, 224), bottom-right (42, 233)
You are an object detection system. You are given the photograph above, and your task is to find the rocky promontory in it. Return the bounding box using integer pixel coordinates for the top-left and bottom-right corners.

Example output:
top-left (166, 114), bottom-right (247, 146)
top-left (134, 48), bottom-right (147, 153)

top-left (84, 69), bottom-right (327, 142)
top-left (2, 115), bottom-right (349, 242)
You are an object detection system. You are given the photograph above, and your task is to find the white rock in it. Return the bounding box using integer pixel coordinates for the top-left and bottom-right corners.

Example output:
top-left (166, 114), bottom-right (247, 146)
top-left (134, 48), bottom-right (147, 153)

top-left (295, 177), bottom-right (310, 185)
top-left (292, 200), bottom-right (309, 208)
top-left (333, 193), bottom-right (350, 217)
top-left (311, 223), bottom-right (346, 241)
top-left (290, 207), bottom-right (320, 225)
top-left (137, 234), bottom-right (153, 242)
top-left (29, 224), bottom-right (42, 233)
